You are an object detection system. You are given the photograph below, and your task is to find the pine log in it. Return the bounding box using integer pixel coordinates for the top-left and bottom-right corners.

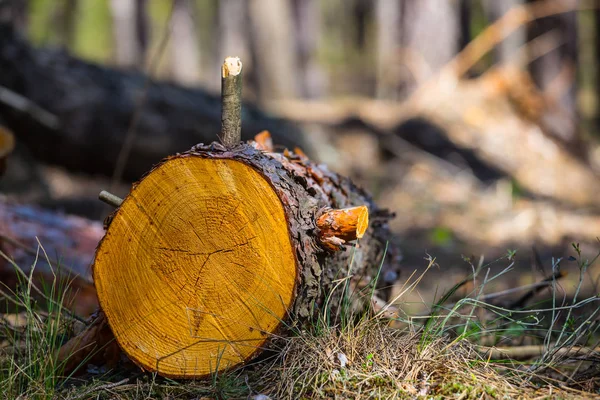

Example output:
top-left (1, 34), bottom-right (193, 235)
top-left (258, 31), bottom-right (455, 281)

top-left (0, 197), bottom-right (102, 316)
top-left (92, 140), bottom-right (398, 378)
top-left (0, 24), bottom-right (307, 181)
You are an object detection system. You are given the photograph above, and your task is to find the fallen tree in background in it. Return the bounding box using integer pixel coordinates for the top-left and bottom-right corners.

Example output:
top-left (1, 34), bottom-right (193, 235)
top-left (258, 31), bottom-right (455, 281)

top-left (0, 24), bottom-right (307, 182)
top-left (0, 196), bottom-right (101, 316)
top-left (268, 64), bottom-right (600, 209)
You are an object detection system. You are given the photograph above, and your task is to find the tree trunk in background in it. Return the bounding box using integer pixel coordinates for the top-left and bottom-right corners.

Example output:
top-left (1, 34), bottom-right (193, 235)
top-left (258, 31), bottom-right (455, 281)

top-left (526, 0), bottom-right (578, 144)
top-left (399, 0), bottom-right (460, 92)
top-left (292, 0), bottom-right (325, 99)
top-left (170, 0), bottom-right (201, 85)
top-left (483, 0), bottom-right (526, 64)
top-left (375, 0), bottom-right (401, 99)
top-left (109, 0), bottom-right (147, 68)
top-left (248, 0), bottom-right (298, 102)
top-left (0, 0), bottom-right (27, 33)
top-left (55, 0), bottom-right (77, 49)
top-left (135, 0), bottom-right (150, 65)
top-left (595, 6), bottom-right (600, 132)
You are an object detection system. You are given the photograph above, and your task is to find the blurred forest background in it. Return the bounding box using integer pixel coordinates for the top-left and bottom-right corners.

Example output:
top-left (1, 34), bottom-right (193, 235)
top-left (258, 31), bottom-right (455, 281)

top-left (1, 0), bottom-right (600, 311)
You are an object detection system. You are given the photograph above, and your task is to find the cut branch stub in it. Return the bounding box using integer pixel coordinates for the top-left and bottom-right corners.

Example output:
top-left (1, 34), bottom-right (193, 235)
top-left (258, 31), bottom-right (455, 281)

top-left (98, 190), bottom-right (123, 208)
top-left (220, 56), bottom-right (243, 147)
top-left (252, 130), bottom-right (274, 152)
top-left (92, 142), bottom-right (396, 379)
top-left (317, 206), bottom-right (369, 251)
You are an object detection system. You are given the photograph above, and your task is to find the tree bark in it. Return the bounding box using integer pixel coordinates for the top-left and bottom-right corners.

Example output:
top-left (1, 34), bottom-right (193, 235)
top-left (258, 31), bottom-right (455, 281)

top-left (92, 139), bottom-right (399, 378)
top-left (0, 25), bottom-right (307, 181)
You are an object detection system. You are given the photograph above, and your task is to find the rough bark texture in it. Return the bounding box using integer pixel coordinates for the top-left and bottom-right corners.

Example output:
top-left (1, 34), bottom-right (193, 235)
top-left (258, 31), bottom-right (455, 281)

top-left (180, 142), bottom-right (399, 318)
top-left (0, 25), bottom-right (307, 181)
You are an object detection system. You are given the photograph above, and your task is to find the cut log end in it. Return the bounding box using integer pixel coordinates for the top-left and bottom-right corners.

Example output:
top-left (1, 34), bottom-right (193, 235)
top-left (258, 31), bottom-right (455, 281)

top-left (317, 206), bottom-right (369, 251)
top-left (221, 56), bottom-right (242, 78)
top-left (93, 156), bottom-right (297, 378)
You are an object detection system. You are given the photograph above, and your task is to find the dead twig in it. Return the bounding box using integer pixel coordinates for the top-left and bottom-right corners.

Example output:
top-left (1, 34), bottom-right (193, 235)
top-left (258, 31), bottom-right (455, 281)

top-left (478, 345), bottom-right (600, 361)
top-left (71, 378), bottom-right (129, 400)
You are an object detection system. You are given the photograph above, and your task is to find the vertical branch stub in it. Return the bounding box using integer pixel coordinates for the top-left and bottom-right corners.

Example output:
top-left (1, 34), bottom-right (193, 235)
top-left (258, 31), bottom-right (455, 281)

top-left (220, 56), bottom-right (243, 147)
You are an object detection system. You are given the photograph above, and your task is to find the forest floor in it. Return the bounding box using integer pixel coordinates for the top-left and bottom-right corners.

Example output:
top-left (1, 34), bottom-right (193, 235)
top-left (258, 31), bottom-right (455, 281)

top-left (1, 244), bottom-right (599, 399)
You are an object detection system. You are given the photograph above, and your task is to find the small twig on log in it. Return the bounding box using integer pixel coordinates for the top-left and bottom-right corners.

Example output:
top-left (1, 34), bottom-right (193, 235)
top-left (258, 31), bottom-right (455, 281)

top-left (220, 56), bottom-right (243, 147)
top-left (317, 206), bottom-right (369, 251)
top-left (99, 191), bottom-right (123, 208)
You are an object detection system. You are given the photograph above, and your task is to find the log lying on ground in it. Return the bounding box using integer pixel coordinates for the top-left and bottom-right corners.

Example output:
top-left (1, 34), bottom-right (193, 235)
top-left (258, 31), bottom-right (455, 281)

top-left (92, 138), bottom-right (398, 378)
top-left (269, 66), bottom-right (600, 208)
top-left (0, 25), bottom-right (307, 181)
top-left (0, 197), bottom-right (101, 316)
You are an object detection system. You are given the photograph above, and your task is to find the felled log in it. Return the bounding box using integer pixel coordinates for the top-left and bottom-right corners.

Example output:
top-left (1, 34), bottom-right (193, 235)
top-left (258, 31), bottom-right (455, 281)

top-left (0, 24), bottom-right (307, 181)
top-left (92, 135), bottom-right (397, 378)
top-left (0, 197), bottom-right (102, 316)
top-left (268, 65), bottom-right (600, 208)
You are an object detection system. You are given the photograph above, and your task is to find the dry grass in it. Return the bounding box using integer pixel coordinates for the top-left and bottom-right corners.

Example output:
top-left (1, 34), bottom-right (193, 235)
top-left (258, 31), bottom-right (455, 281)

top-left (254, 322), bottom-right (519, 399)
top-left (1, 243), bottom-right (600, 399)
